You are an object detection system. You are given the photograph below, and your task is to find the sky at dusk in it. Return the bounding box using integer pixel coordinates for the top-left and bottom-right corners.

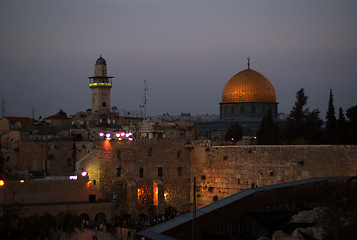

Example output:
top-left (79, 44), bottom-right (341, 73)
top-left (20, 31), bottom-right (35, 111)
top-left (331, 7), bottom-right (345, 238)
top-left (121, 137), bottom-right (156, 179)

top-left (1, 0), bottom-right (356, 119)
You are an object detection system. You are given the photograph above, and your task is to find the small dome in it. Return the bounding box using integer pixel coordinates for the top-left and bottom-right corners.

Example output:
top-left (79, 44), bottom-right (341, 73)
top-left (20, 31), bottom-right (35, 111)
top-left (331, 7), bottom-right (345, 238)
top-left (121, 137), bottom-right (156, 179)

top-left (95, 55), bottom-right (106, 65)
top-left (221, 68), bottom-right (276, 103)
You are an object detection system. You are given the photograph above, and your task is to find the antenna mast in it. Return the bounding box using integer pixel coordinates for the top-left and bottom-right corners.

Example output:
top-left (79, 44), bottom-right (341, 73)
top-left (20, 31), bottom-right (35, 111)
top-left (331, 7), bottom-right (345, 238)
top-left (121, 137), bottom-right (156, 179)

top-left (144, 80), bottom-right (148, 120)
top-left (31, 107), bottom-right (37, 119)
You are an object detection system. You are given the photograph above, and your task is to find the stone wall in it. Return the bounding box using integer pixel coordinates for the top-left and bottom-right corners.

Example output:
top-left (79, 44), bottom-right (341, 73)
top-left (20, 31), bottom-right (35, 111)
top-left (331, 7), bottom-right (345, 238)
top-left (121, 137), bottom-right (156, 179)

top-left (77, 138), bottom-right (192, 217)
top-left (0, 177), bottom-right (92, 205)
top-left (190, 141), bottom-right (357, 207)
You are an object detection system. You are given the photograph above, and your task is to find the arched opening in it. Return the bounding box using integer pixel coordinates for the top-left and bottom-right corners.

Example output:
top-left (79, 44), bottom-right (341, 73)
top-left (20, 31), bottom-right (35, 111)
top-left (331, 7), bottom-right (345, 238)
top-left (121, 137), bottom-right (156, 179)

top-left (165, 206), bottom-right (178, 218)
top-left (80, 213), bottom-right (90, 229)
top-left (95, 212), bottom-right (106, 224)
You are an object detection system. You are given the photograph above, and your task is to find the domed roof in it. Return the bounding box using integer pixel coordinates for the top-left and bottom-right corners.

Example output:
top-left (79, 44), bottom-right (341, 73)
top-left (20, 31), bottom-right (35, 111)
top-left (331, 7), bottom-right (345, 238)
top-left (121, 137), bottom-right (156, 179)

top-left (221, 68), bottom-right (276, 103)
top-left (95, 55), bottom-right (106, 65)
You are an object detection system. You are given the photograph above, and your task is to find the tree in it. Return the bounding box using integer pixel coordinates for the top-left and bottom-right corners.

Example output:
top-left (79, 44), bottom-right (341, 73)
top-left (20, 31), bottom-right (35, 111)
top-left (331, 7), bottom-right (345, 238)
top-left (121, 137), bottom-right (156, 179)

top-left (336, 108), bottom-right (348, 144)
top-left (57, 210), bottom-right (82, 238)
top-left (325, 89), bottom-right (336, 143)
top-left (346, 105), bottom-right (357, 124)
top-left (285, 88), bottom-right (323, 144)
top-left (256, 110), bottom-right (280, 145)
top-left (303, 109), bottom-right (323, 143)
top-left (346, 105), bottom-right (357, 143)
top-left (225, 123), bottom-right (243, 144)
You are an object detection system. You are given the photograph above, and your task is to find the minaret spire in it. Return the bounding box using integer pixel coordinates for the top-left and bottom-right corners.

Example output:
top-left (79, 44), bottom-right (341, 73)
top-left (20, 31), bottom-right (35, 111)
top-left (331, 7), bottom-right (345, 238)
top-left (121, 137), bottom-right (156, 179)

top-left (247, 57), bottom-right (250, 69)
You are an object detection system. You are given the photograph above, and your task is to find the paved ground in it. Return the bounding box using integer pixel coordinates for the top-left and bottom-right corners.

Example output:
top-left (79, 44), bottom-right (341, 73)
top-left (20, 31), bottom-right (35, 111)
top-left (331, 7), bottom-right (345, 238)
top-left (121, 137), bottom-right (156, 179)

top-left (60, 229), bottom-right (120, 240)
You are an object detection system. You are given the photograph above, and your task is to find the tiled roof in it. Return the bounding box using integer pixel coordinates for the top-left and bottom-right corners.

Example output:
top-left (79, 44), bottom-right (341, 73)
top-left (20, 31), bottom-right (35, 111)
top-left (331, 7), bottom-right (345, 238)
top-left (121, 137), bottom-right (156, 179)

top-left (3, 116), bottom-right (37, 123)
top-left (45, 113), bottom-right (69, 120)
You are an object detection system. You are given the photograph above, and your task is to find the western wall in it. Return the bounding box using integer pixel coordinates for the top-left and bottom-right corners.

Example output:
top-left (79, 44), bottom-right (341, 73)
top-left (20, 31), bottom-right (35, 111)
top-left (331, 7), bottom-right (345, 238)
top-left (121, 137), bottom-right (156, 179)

top-left (79, 139), bottom-right (357, 217)
top-left (190, 141), bottom-right (357, 207)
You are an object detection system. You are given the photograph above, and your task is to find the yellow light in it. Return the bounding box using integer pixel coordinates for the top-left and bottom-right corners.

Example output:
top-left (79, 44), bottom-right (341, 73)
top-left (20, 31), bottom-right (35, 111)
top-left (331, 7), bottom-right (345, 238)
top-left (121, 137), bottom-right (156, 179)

top-left (86, 181), bottom-right (92, 188)
top-left (231, 138), bottom-right (234, 141)
top-left (20, 180), bottom-right (25, 183)
top-left (0, 180), bottom-right (4, 186)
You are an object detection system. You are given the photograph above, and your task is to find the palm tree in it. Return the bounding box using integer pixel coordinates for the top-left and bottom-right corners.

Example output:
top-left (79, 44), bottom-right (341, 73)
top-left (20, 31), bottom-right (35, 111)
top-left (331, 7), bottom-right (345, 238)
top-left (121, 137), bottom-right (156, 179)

top-left (57, 210), bottom-right (82, 238)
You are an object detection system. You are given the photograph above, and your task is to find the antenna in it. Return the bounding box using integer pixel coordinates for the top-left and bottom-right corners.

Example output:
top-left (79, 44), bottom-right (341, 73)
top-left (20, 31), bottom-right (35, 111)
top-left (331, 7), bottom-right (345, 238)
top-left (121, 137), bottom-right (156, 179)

top-left (144, 80), bottom-right (148, 120)
top-left (31, 107), bottom-right (38, 119)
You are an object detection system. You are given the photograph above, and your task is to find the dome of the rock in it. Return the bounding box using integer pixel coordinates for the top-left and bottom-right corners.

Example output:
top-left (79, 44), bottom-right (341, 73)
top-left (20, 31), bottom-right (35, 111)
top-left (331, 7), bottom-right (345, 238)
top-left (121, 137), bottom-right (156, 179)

top-left (221, 68), bottom-right (276, 104)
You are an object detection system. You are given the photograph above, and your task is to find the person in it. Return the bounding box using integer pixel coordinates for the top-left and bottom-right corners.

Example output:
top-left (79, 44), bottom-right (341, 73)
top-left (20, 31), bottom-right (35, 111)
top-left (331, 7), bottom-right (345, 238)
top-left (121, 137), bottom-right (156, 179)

top-left (92, 230), bottom-right (98, 240)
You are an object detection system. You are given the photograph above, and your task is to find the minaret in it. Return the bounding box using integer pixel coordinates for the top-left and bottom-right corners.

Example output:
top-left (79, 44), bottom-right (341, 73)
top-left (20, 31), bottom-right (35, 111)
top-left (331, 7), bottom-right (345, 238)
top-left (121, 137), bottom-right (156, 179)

top-left (88, 55), bottom-right (114, 113)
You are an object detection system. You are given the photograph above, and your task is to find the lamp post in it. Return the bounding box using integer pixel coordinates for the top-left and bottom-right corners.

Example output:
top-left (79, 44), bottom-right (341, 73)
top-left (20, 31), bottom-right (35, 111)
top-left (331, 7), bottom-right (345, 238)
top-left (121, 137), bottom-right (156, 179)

top-left (112, 192), bottom-right (116, 236)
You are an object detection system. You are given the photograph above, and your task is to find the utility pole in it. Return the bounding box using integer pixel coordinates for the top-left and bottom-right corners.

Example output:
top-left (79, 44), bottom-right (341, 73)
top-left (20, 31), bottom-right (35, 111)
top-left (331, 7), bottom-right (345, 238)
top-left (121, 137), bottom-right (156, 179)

top-left (112, 192), bottom-right (116, 236)
top-left (192, 177), bottom-right (197, 240)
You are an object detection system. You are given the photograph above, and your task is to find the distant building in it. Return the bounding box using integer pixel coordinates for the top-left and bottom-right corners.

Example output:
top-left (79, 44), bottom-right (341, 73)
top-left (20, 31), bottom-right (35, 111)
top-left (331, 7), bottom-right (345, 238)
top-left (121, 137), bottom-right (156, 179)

top-left (0, 116), bottom-right (37, 132)
top-left (44, 109), bottom-right (71, 130)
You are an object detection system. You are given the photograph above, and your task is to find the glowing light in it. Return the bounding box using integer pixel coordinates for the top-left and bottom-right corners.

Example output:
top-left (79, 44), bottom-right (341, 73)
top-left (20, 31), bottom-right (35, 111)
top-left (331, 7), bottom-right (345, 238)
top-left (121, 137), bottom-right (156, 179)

top-left (118, 138), bottom-right (122, 141)
top-left (69, 176), bottom-right (77, 180)
top-left (153, 184), bottom-right (159, 206)
top-left (103, 139), bottom-right (112, 150)
top-left (231, 138), bottom-right (234, 141)
top-left (20, 180), bottom-right (25, 183)
top-left (253, 136), bottom-right (257, 139)
top-left (81, 171), bottom-right (88, 177)
top-left (129, 138), bottom-right (133, 141)
top-left (99, 132), bottom-right (104, 137)
top-left (89, 83), bottom-right (112, 87)
top-left (0, 180), bottom-right (4, 186)
top-left (86, 181), bottom-right (92, 188)
top-left (120, 132), bottom-right (125, 137)
top-left (115, 133), bottom-right (120, 138)
top-left (105, 133), bottom-right (111, 139)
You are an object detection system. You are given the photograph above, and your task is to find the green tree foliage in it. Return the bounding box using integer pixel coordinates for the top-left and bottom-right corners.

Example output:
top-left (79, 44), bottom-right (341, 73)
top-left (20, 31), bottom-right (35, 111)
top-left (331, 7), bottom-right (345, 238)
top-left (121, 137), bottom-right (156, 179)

top-left (225, 122), bottom-right (243, 144)
top-left (0, 204), bottom-right (23, 239)
top-left (325, 89), bottom-right (336, 143)
top-left (256, 109), bottom-right (280, 145)
top-left (346, 105), bottom-right (357, 143)
top-left (0, 209), bottom-right (81, 240)
top-left (336, 108), bottom-right (349, 144)
top-left (285, 88), bottom-right (323, 144)
top-left (57, 210), bottom-right (82, 238)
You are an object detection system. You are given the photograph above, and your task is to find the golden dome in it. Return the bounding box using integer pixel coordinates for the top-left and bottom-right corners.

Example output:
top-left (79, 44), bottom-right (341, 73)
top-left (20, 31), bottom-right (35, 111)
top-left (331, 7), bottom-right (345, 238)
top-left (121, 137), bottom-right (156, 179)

top-left (221, 68), bottom-right (276, 103)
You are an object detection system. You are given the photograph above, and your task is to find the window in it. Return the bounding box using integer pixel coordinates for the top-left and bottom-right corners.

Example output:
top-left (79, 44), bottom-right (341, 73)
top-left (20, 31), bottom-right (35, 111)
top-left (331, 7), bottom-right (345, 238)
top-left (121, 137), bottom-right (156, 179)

top-left (139, 168), bottom-right (144, 178)
top-left (117, 167), bottom-right (121, 177)
top-left (177, 151), bottom-right (181, 159)
top-left (178, 167), bottom-right (182, 176)
top-left (158, 167), bottom-right (163, 177)
top-left (148, 147), bottom-right (153, 157)
top-left (102, 102), bottom-right (106, 107)
top-left (117, 150), bottom-right (121, 160)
